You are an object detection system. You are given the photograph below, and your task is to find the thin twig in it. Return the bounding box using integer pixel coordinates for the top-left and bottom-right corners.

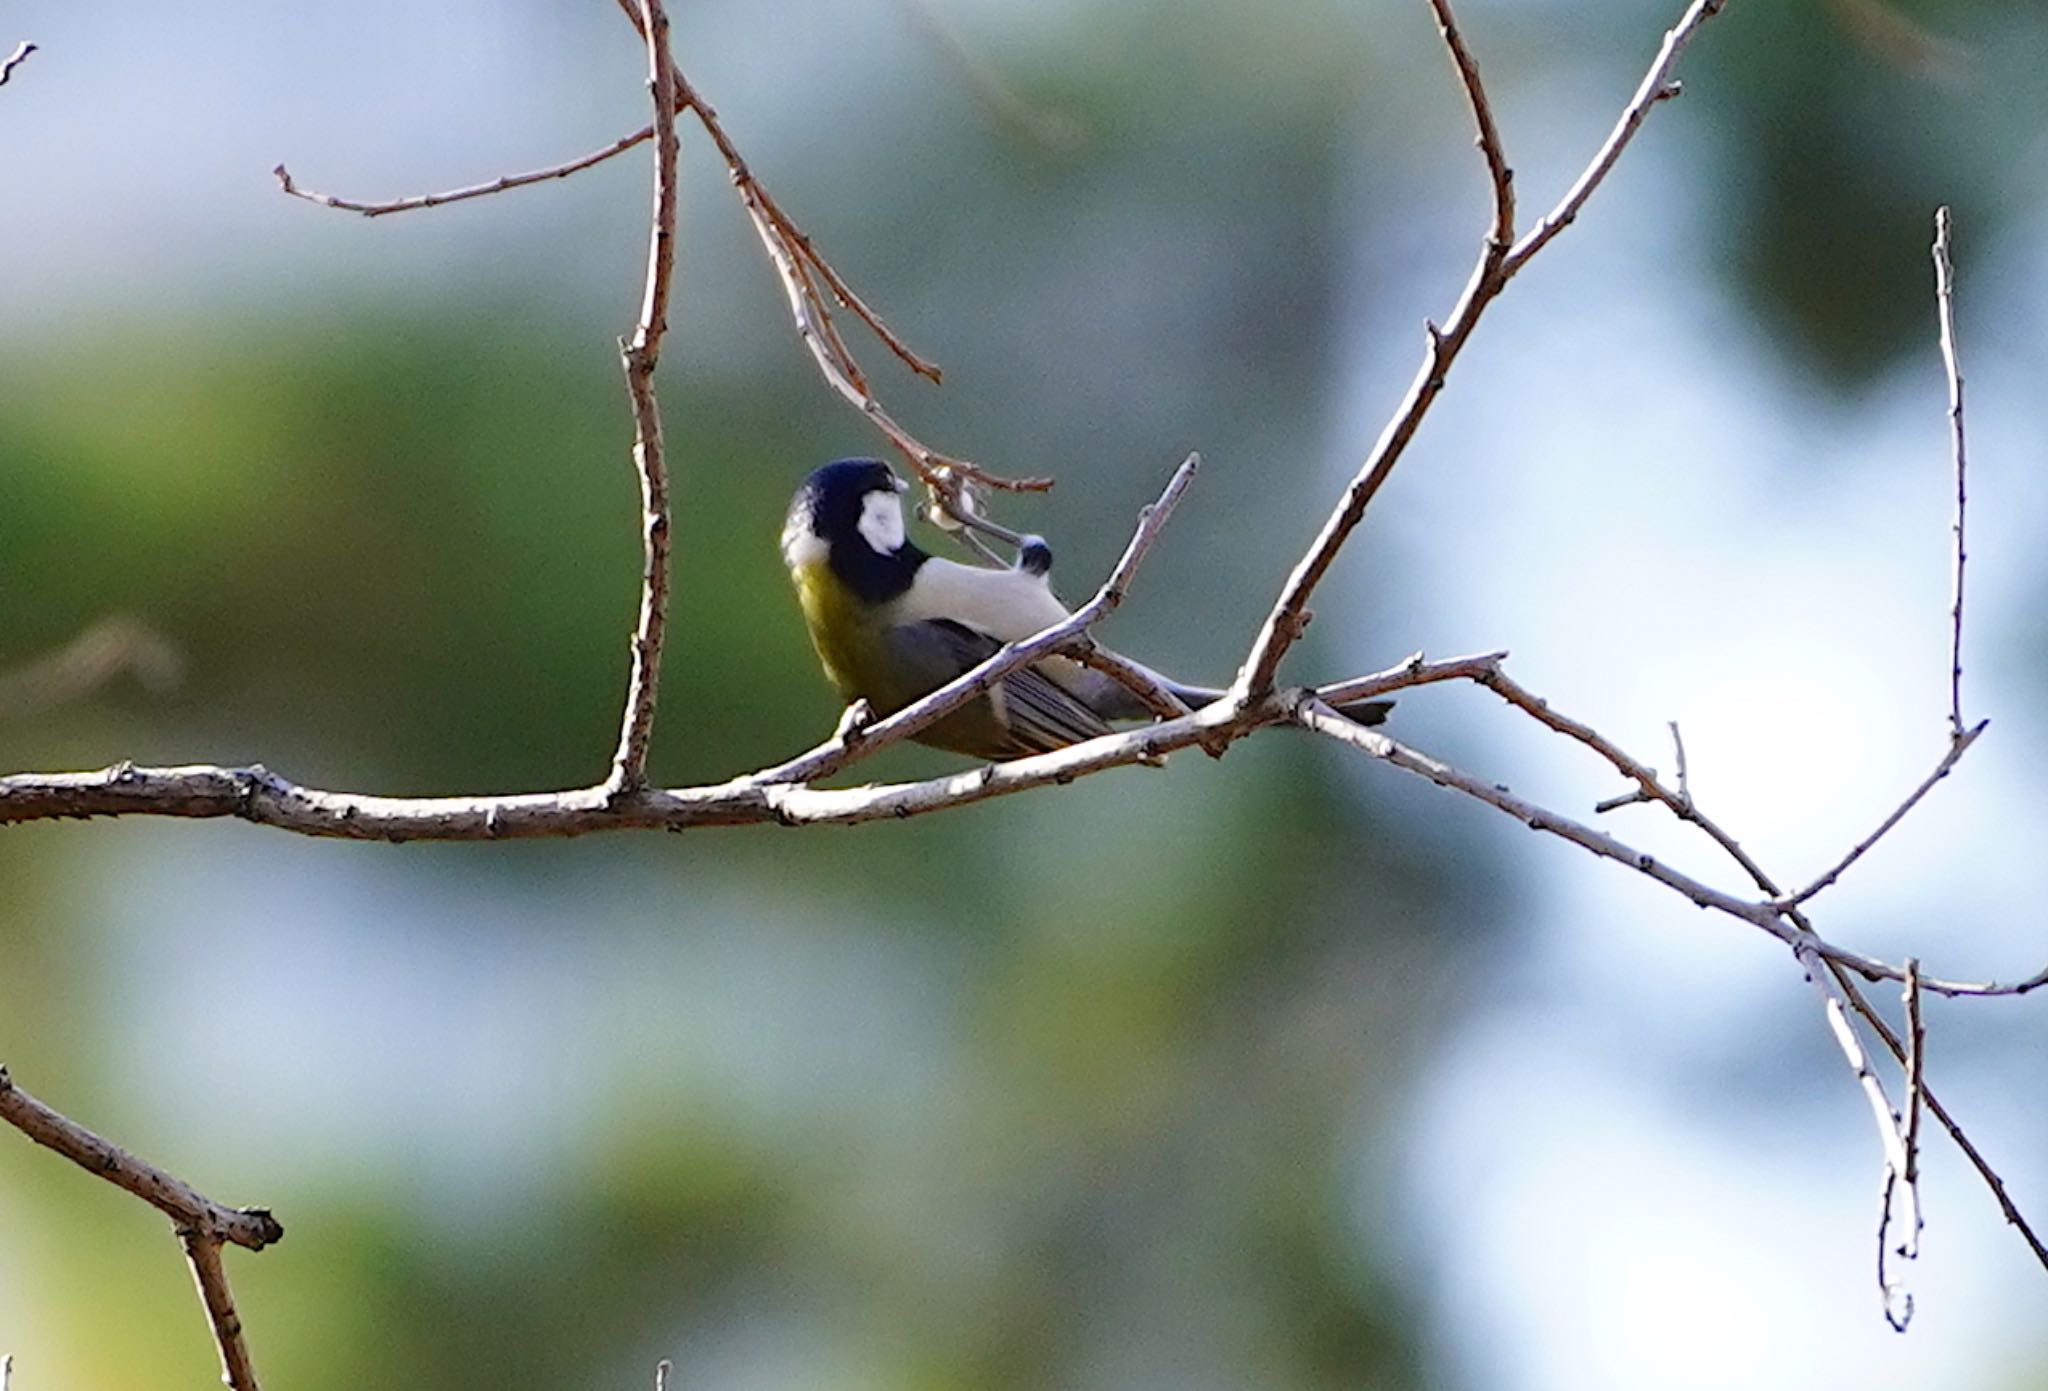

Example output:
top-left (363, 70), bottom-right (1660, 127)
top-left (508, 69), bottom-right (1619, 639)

top-left (0, 41), bottom-right (34, 88)
top-left (278, 8), bottom-right (1046, 496)
top-left (273, 126), bottom-right (655, 217)
top-left (0, 1068), bottom-right (282, 1250)
top-left (1288, 701), bottom-right (2046, 997)
top-left (1304, 677), bottom-right (2037, 1276)
top-left (1071, 643), bottom-right (1192, 723)
top-left (1236, 0), bottom-right (1728, 700)
top-left (1423, 0), bottom-right (1515, 249)
top-left (1877, 959), bottom-right (1926, 1329)
top-left (1667, 720), bottom-right (1691, 808)
top-left (1502, 0), bottom-right (1726, 274)
top-left (609, 1), bottom-right (916, 369)
top-left (1780, 722), bottom-right (1987, 906)
top-left (1844, 968), bottom-right (2048, 1271)
top-left (604, 0), bottom-right (1044, 498)
top-left (604, 0), bottom-right (681, 797)
top-left (1932, 206), bottom-right (1968, 740)
top-left (1592, 721), bottom-right (1686, 814)
top-left (1475, 660), bottom-right (2008, 1299)
top-left (1473, 664), bottom-right (1784, 895)
top-left (182, 1232), bottom-right (261, 1391)
top-left (1799, 949), bottom-right (1916, 1329)
top-left (1903, 961), bottom-right (1925, 1234)
top-left (1487, 650), bottom-right (2040, 1276)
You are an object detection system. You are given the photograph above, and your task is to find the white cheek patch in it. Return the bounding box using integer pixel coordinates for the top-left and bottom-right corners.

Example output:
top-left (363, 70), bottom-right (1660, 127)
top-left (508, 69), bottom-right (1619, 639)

top-left (857, 489), bottom-right (907, 554)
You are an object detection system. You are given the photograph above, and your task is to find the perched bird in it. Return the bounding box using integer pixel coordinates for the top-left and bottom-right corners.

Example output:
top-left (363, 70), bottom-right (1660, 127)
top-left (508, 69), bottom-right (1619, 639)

top-left (782, 458), bottom-right (1392, 759)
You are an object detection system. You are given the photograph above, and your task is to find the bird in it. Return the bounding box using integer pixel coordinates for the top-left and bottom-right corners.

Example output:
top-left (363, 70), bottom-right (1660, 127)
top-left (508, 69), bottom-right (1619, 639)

top-left (781, 458), bottom-right (1392, 759)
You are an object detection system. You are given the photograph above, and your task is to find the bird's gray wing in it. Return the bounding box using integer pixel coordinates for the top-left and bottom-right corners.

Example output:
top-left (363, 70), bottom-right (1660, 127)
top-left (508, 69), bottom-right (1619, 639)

top-left (885, 619), bottom-right (1113, 755)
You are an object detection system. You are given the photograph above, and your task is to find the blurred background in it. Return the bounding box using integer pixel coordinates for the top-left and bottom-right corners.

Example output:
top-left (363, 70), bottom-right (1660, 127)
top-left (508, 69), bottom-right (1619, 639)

top-left (3, 0), bottom-right (2045, 1386)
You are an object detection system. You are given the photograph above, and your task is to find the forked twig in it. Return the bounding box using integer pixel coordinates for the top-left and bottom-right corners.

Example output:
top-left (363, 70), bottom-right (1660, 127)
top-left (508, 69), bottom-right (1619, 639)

top-left (0, 1068), bottom-right (280, 1390)
top-left (1847, 971), bottom-right (2048, 1270)
top-left (1235, 0), bottom-right (1728, 700)
top-left (278, 3), bottom-right (1039, 499)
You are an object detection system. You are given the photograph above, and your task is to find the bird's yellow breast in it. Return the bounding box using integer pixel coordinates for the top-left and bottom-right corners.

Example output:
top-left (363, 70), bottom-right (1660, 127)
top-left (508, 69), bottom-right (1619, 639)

top-left (790, 560), bottom-right (905, 707)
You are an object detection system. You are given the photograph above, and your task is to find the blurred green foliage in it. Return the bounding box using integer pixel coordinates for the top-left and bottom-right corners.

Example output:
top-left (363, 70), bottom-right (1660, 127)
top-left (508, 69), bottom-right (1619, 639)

top-left (2, 0), bottom-right (2037, 1386)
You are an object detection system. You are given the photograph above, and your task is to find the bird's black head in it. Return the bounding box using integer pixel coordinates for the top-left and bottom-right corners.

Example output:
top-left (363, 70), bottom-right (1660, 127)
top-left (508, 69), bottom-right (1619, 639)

top-left (782, 458), bottom-right (929, 603)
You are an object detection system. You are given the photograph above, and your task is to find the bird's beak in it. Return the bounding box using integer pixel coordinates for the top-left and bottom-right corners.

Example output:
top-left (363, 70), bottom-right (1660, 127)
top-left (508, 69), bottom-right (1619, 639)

top-left (892, 472), bottom-right (909, 493)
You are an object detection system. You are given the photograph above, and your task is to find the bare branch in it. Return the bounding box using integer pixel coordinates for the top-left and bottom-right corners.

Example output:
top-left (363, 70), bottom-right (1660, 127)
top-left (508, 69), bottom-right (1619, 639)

top-left (0, 1068), bottom-right (282, 1250)
top-left (1903, 962), bottom-right (1925, 1222)
top-left (0, 41), bottom-right (34, 88)
top-left (1290, 700), bottom-right (2046, 999)
top-left (1422, 0), bottom-right (1515, 249)
top-left (1798, 949), bottom-right (1917, 1327)
top-left (604, 0), bottom-right (682, 797)
top-left (0, 616), bottom-right (182, 723)
top-left (1309, 649), bottom-right (1510, 707)
top-left (0, 653), bottom-right (1475, 841)
top-left (278, 10), bottom-right (1045, 499)
top-left (1667, 720), bottom-right (1691, 808)
top-left (1844, 970), bottom-right (2048, 1271)
top-left (1779, 720), bottom-right (1987, 907)
top-left (607, 0), bottom-right (1047, 499)
top-left (1071, 643), bottom-right (1192, 723)
top-left (1877, 959), bottom-right (1926, 1328)
top-left (273, 127), bottom-right (655, 217)
top-left (1476, 664), bottom-right (1784, 895)
top-left (0, 1067), bottom-right (277, 1387)
top-left (1503, 0), bottom-right (1727, 273)
top-left (1235, 0), bottom-right (1730, 699)
top-left (182, 1233), bottom-right (261, 1391)
top-left (1932, 205), bottom-right (1969, 739)
top-left (1470, 643), bottom-right (2031, 1287)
